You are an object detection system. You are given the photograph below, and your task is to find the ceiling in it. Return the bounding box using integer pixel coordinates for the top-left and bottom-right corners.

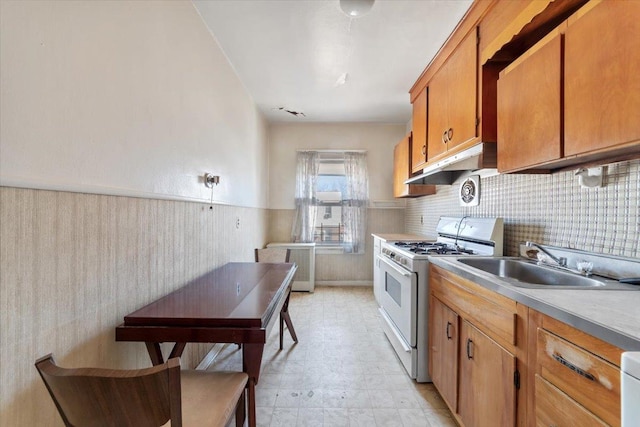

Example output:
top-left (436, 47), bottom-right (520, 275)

top-left (193, 0), bottom-right (472, 123)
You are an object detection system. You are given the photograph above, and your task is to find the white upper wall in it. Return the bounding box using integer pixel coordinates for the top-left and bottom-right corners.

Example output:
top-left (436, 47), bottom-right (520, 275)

top-left (0, 0), bottom-right (268, 208)
top-left (268, 123), bottom-right (406, 209)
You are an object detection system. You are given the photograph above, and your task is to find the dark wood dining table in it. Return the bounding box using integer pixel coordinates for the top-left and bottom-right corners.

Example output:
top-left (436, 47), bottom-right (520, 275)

top-left (115, 262), bottom-right (297, 427)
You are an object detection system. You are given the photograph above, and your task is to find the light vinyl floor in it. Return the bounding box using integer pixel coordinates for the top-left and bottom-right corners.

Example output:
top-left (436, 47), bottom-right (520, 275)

top-left (209, 286), bottom-right (456, 427)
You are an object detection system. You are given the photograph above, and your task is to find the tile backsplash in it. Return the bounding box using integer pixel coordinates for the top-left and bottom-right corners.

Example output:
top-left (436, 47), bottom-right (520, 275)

top-left (406, 159), bottom-right (639, 258)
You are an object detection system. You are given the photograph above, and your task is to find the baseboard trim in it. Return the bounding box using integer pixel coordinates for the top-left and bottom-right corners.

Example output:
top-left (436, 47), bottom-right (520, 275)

top-left (315, 281), bottom-right (373, 287)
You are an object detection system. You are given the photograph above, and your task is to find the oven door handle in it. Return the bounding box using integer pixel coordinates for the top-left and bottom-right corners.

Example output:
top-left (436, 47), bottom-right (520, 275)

top-left (378, 255), bottom-right (413, 278)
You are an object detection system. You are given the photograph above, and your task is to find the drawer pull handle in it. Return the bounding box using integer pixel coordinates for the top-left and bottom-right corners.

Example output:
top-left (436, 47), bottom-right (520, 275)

top-left (446, 322), bottom-right (452, 340)
top-left (552, 354), bottom-right (596, 382)
top-left (466, 338), bottom-right (473, 359)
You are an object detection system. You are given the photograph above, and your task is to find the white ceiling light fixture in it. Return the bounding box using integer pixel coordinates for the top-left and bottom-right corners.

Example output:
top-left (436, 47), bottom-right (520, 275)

top-left (339, 0), bottom-right (375, 17)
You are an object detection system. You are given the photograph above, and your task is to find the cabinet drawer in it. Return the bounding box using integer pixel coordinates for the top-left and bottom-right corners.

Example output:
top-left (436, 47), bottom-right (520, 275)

top-left (541, 314), bottom-right (622, 366)
top-left (535, 375), bottom-right (607, 427)
top-left (537, 328), bottom-right (620, 426)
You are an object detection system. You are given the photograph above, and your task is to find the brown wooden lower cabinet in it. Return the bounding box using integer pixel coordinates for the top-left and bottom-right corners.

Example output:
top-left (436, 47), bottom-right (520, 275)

top-left (535, 375), bottom-right (607, 427)
top-left (429, 265), bottom-right (626, 427)
top-left (458, 320), bottom-right (516, 427)
top-left (429, 265), bottom-right (520, 427)
top-left (429, 296), bottom-right (459, 411)
top-left (531, 310), bottom-right (623, 427)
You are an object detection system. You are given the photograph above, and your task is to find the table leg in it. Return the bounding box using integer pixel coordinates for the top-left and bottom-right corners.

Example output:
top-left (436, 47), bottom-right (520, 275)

top-left (145, 342), bottom-right (164, 366)
top-left (243, 343), bottom-right (264, 427)
top-left (169, 342), bottom-right (187, 359)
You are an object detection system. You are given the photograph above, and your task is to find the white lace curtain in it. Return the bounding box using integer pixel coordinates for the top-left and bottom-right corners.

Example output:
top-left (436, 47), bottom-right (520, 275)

top-left (291, 150), bottom-right (369, 254)
top-left (291, 151), bottom-right (319, 243)
top-left (342, 152), bottom-right (369, 254)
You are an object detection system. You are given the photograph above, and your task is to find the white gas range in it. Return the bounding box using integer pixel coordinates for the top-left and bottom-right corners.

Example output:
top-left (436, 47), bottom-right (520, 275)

top-left (377, 217), bottom-right (504, 382)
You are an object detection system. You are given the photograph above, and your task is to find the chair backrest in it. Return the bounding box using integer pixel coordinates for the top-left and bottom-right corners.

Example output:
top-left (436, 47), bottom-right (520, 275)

top-left (35, 354), bottom-right (182, 427)
top-left (255, 247), bottom-right (291, 263)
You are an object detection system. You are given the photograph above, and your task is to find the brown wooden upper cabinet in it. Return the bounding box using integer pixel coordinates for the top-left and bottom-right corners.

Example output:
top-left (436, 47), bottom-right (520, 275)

top-left (497, 30), bottom-right (563, 173)
top-left (564, 0), bottom-right (640, 158)
top-left (411, 89), bottom-right (428, 173)
top-left (427, 30), bottom-right (478, 162)
top-left (394, 132), bottom-right (436, 198)
top-left (497, 0), bottom-right (640, 172)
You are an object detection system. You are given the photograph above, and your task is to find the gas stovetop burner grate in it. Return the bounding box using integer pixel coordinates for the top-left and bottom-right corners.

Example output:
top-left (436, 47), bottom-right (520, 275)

top-left (412, 247), bottom-right (474, 255)
top-left (394, 241), bottom-right (474, 255)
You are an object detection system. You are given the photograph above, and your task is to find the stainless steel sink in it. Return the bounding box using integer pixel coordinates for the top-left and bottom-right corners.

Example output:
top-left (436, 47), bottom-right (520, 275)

top-left (456, 257), bottom-right (634, 290)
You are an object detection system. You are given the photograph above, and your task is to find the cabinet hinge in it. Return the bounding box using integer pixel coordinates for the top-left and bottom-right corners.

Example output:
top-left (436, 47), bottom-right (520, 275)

top-left (475, 117), bottom-right (480, 127)
top-left (514, 370), bottom-right (520, 390)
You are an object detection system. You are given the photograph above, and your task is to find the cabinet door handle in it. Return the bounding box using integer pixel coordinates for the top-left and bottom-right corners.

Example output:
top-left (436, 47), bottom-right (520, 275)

top-left (422, 144), bottom-right (426, 155)
top-left (442, 130), bottom-right (448, 144)
top-left (446, 322), bottom-right (453, 340)
top-left (447, 127), bottom-right (453, 142)
top-left (466, 338), bottom-right (473, 359)
top-left (552, 354), bottom-right (596, 382)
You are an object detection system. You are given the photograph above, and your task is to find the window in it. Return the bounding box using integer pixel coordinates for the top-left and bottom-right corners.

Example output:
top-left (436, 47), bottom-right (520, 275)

top-left (315, 156), bottom-right (347, 244)
top-left (292, 151), bottom-right (369, 253)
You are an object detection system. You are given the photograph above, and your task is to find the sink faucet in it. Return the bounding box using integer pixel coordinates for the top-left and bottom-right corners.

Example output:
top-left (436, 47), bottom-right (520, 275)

top-left (525, 242), bottom-right (567, 267)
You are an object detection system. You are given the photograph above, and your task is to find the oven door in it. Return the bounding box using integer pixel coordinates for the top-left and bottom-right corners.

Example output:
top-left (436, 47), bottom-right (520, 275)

top-left (377, 255), bottom-right (417, 347)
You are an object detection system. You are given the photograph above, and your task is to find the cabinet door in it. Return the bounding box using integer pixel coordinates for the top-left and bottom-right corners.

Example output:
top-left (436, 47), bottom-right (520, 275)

top-left (565, 0), bottom-right (640, 156)
top-left (394, 134), bottom-right (411, 198)
top-left (394, 133), bottom-right (436, 198)
top-left (411, 89), bottom-right (428, 172)
top-left (459, 320), bottom-right (516, 427)
top-left (497, 32), bottom-right (562, 172)
top-left (429, 296), bottom-right (459, 411)
top-left (445, 30), bottom-right (478, 149)
top-left (427, 69), bottom-right (449, 161)
top-left (428, 30), bottom-right (478, 160)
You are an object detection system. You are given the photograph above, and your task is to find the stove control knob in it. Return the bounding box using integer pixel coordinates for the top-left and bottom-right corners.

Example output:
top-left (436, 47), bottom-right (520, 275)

top-left (400, 258), bottom-right (407, 265)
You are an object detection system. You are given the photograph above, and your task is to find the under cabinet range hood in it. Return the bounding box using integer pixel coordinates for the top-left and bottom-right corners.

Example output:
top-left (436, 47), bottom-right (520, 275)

top-left (405, 143), bottom-right (497, 185)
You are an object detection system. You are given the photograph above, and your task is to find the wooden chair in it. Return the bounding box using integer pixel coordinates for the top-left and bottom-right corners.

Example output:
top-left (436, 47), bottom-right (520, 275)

top-left (254, 248), bottom-right (298, 350)
top-left (35, 354), bottom-right (247, 427)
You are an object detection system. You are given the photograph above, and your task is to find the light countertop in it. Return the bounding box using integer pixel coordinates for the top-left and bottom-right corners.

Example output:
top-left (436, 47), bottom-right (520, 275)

top-left (429, 256), bottom-right (640, 351)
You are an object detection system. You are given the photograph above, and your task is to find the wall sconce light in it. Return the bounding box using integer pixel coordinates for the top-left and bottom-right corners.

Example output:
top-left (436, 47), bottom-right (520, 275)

top-left (204, 173), bottom-right (220, 210)
top-left (204, 173), bottom-right (220, 188)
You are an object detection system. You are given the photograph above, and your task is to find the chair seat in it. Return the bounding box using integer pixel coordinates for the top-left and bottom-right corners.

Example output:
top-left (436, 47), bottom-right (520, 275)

top-left (163, 371), bottom-right (248, 427)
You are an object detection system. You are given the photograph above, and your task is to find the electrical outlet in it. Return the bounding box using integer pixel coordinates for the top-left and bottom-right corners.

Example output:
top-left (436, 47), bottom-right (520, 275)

top-left (421, 215), bottom-right (424, 225)
top-left (235, 217), bottom-right (240, 229)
